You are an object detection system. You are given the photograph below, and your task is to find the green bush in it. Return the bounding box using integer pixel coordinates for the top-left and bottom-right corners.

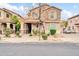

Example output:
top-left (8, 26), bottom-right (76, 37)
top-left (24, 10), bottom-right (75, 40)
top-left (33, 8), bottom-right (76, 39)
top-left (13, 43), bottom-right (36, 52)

top-left (42, 34), bottom-right (48, 40)
top-left (41, 31), bottom-right (48, 40)
top-left (4, 28), bottom-right (13, 37)
top-left (50, 29), bottom-right (56, 35)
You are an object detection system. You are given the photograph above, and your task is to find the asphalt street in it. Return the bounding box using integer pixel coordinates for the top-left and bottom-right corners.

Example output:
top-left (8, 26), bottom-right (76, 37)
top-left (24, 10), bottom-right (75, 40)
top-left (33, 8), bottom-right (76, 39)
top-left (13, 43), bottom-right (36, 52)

top-left (0, 43), bottom-right (79, 56)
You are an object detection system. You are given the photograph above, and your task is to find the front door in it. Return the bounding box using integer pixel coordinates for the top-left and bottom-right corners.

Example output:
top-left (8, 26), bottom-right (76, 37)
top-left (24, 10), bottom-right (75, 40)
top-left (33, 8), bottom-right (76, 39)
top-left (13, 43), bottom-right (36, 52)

top-left (27, 23), bottom-right (32, 33)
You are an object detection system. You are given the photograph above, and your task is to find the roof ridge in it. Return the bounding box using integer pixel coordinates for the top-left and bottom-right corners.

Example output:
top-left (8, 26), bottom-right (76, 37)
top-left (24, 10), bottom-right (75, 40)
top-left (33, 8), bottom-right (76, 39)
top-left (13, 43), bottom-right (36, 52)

top-left (2, 8), bottom-right (25, 20)
top-left (68, 14), bottom-right (79, 19)
top-left (30, 4), bottom-right (61, 12)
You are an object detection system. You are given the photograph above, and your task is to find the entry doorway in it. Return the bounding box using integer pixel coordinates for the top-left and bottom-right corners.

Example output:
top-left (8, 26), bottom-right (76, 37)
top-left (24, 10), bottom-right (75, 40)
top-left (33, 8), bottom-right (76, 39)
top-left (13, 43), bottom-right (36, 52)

top-left (10, 24), bottom-right (13, 29)
top-left (27, 23), bottom-right (32, 33)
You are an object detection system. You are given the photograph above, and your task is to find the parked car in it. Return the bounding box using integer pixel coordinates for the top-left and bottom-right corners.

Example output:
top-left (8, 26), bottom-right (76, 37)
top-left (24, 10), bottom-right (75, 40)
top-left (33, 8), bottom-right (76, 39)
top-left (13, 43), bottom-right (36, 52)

top-left (63, 30), bottom-right (76, 34)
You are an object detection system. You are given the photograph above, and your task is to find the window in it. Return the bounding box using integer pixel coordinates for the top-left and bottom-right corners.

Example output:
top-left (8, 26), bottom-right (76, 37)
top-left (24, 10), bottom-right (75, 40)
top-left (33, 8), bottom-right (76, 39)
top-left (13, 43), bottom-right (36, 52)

top-left (68, 26), bottom-right (71, 30)
top-left (32, 12), bottom-right (38, 19)
top-left (6, 14), bottom-right (9, 18)
top-left (72, 26), bottom-right (74, 30)
top-left (49, 12), bottom-right (54, 19)
top-left (36, 24), bottom-right (39, 28)
top-left (49, 23), bottom-right (56, 30)
top-left (49, 12), bottom-right (57, 20)
top-left (70, 20), bottom-right (72, 23)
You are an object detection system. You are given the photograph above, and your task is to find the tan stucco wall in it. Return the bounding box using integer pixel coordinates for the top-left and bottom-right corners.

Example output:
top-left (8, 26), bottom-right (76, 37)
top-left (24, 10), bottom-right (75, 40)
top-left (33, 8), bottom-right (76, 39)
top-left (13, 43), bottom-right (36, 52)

top-left (0, 10), bottom-right (12, 20)
top-left (28, 5), bottom-right (61, 21)
top-left (67, 16), bottom-right (79, 33)
top-left (26, 4), bottom-right (62, 34)
top-left (44, 22), bottom-right (61, 34)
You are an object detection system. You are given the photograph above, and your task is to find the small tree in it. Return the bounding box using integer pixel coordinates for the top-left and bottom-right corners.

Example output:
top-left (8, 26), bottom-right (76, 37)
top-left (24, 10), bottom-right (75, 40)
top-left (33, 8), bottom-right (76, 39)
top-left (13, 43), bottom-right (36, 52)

top-left (11, 15), bottom-right (21, 37)
top-left (62, 21), bottom-right (68, 28)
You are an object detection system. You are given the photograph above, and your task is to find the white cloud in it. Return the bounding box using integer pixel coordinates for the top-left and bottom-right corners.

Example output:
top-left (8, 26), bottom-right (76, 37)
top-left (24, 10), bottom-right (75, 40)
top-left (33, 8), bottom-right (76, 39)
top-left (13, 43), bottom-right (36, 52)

top-left (0, 3), bottom-right (19, 11)
top-left (0, 3), bottom-right (30, 16)
top-left (24, 6), bottom-right (32, 12)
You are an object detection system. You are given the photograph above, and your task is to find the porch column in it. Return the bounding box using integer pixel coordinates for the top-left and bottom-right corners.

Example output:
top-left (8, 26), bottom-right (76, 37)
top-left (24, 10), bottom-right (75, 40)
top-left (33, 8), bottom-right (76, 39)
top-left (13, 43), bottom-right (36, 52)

top-left (7, 23), bottom-right (10, 28)
top-left (20, 23), bottom-right (24, 35)
top-left (13, 24), bottom-right (15, 33)
top-left (13, 24), bottom-right (15, 30)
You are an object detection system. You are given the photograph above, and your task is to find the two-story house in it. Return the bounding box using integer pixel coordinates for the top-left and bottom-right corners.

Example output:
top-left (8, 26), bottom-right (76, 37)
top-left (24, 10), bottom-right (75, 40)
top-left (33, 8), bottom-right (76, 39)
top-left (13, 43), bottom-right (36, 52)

top-left (0, 4), bottom-right (62, 35)
top-left (67, 15), bottom-right (79, 33)
top-left (24, 4), bottom-right (62, 34)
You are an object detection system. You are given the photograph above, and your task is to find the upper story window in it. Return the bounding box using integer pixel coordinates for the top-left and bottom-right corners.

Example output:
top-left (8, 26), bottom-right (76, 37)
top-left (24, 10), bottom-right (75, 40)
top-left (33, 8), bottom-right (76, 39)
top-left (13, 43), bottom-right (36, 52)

top-left (68, 26), bottom-right (71, 30)
top-left (70, 20), bottom-right (72, 23)
top-left (49, 12), bottom-right (54, 19)
top-left (72, 26), bottom-right (74, 30)
top-left (6, 14), bottom-right (9, 18)
top-left (32, 12), bottom-right (38, 19)
top-left (49, 12), bottom-right (57, 20)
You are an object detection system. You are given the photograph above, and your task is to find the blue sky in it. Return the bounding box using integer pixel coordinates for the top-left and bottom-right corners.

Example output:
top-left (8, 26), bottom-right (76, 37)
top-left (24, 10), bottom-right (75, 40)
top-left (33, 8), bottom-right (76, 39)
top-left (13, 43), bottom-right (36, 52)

top-left (0, 3), bottom-right (79, 20)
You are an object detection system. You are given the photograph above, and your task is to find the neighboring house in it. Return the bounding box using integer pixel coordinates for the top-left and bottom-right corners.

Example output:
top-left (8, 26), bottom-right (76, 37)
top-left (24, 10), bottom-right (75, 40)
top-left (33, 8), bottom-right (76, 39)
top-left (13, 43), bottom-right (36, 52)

top-left (0, 8), bottom-right (25, 34)
top-left (24, 4), bottom-right (62, 34)
top-left (67, 15), bottom-right (79, 33)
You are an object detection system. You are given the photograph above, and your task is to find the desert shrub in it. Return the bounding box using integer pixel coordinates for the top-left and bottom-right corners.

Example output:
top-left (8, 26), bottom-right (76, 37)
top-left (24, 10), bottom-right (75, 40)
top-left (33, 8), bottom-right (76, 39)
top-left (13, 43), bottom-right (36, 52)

top-left (29, 33), bottom-right (32, 36)
top-left (41, 31), bottom-right (48, 40)
top-left (42, 33), bottom-right (48, 40)
top-left (47, 33), bottom-right (50, 36)
top-left (50, 29), bottom-right (56, 35)
top-left (32, 29), bottom-right (39, 35)
top-left (16, 31), bottom-right (21, 37)
top-left (4, 28), bottom-right (13, 37)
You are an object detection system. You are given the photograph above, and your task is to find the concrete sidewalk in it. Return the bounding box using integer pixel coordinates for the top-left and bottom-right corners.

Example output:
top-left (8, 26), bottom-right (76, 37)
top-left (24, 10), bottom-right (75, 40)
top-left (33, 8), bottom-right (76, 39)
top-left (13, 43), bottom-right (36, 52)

top-left (0, 34), bottom-right (79, 43)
